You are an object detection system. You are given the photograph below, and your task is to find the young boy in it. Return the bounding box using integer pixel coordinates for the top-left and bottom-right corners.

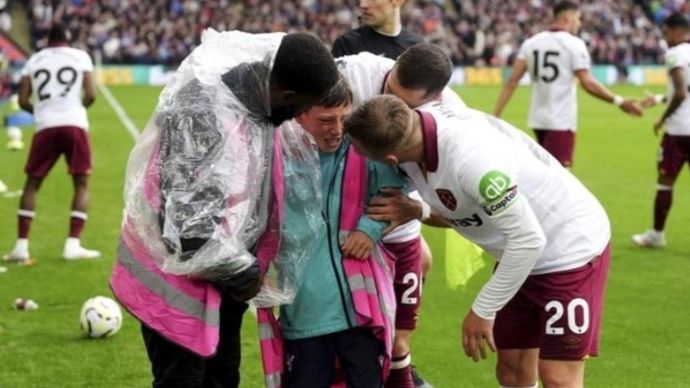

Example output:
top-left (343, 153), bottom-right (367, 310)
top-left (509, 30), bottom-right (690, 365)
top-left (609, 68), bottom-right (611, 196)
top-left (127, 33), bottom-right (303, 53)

top-left (274, 78), bottom-right (407, 387)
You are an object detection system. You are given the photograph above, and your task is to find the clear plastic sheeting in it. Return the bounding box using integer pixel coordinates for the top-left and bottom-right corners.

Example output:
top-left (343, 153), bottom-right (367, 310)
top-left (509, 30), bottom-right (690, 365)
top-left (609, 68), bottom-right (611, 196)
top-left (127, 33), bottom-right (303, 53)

top-left (252, 122), bottom-right (322, 308)
top-left (121, 30), bottom-right (292, 284)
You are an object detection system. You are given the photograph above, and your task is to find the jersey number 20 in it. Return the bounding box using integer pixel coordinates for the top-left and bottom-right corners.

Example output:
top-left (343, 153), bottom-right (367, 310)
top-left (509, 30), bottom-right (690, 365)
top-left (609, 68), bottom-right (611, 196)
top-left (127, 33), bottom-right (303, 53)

top-left (532, 50), bottom-right (560, 83)
top-left (34, 67), bottom-right (78, 101)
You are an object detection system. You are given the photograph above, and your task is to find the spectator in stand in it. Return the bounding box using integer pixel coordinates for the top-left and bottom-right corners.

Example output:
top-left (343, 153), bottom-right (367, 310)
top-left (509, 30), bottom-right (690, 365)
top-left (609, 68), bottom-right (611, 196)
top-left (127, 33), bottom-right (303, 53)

top-left (26, 0), bottom-right (678, 67)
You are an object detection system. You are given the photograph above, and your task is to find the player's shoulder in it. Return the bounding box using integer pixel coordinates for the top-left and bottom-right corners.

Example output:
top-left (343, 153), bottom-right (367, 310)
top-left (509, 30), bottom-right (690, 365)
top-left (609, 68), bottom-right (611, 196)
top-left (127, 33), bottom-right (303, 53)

top-left (397, 28), bottom-right (423, 45)
top-left (664, 43), bottom-right (689, 66)
top-left (336, 51), bottom-right (393, 67)
top-left (335, 27), bottom-right (370, 43)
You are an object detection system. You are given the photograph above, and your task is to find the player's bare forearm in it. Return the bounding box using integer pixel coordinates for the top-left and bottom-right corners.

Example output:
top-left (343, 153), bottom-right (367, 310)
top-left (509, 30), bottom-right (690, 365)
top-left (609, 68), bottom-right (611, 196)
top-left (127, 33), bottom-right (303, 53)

top-left (367, 188), bottom-right (421, 226)
top-left (422, 211), bottom-right (451, 228)
top-left (494, 61), bottom-right (525, 117)
top-left (659, 68), bottom-right (687, 125)
top-left (19, 102), bottom-right (34, 114)
top-left (18, 77), bottom-right (33, 113)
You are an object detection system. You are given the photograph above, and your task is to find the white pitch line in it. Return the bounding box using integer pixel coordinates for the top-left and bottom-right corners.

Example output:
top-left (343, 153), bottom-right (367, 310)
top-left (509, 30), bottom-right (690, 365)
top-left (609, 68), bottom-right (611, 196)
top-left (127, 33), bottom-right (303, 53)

top-left (98, 83), bottom-right (140, 140)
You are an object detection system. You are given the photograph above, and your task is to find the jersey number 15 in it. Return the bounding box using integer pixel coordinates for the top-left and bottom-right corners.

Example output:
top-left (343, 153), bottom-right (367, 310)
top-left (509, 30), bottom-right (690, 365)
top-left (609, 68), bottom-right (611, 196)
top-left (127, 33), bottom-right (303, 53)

top-left (33, 67), bottom-right (79, 101)
top-left (532, 50), bottom-right (560, 83)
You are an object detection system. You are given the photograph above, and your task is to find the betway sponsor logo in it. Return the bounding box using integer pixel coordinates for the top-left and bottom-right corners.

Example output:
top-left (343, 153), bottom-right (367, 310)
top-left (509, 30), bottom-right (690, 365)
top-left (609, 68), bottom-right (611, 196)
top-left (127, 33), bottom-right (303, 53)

top-left (447, 213), bottom-right (483, 228)
top-left (483, 186), bottom-right (518, 216)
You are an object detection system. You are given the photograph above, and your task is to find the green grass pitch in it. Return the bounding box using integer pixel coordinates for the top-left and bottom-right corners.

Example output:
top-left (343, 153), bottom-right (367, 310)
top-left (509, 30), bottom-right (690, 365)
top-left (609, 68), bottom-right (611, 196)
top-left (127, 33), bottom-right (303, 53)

top-left (0, 84), bottom-right (688, 387)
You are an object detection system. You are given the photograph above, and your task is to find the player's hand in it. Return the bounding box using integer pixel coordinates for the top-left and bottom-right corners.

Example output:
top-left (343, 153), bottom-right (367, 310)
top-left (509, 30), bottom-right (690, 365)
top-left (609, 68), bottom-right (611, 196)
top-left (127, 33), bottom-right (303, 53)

top-left (620, 99), bottom-right (643, 117)
top-left (640, 90), bottom-right (657, 109)
top-left (367, 187), bottom-right (422, 234)
top-left (461, 309), bottom-right (496, 362)
top-left (653, 119), bottom-right (665, 136)
top-left (341, 231), bottom-right (374, 260)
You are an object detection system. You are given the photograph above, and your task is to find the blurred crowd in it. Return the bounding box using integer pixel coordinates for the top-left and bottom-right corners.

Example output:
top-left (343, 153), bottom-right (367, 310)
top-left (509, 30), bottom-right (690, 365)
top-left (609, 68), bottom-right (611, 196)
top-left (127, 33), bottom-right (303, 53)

top-left (25, 0), bottom-right (689, 66)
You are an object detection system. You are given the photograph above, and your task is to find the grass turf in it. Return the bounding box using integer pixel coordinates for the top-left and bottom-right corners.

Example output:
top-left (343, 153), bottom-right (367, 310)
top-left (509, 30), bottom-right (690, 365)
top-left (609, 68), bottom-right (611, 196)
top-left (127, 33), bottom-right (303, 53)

top-left (0, 84), bottom-right (688, 387)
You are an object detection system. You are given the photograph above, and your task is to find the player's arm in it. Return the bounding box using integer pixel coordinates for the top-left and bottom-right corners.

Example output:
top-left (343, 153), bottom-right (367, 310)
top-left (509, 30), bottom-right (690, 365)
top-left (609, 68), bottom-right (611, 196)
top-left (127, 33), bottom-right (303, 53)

top-left (82, 71), bottom-right (96, 108)
top-left (575, 69), bottom-right (642, 116)
top-left (18, 76), bottom-right (33, 113)
top-left (654, 67), bottom-right (687, 135)
top-left (493, 58), bottom-right (527, 118)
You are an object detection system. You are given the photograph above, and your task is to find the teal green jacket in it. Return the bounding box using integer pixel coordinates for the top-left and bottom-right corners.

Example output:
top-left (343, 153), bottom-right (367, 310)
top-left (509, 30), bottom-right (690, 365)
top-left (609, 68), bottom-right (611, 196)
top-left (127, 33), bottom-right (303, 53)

top-left (280, 137), bottom-right (407, 340)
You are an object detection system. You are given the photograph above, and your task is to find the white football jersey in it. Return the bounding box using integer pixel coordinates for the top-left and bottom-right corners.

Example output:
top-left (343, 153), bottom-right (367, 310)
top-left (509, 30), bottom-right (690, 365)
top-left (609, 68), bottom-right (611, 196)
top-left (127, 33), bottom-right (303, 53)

top-left (336, 52), bottom-right (467, 243)
top-left (664, 42), bottom-right (690, 135)
top-left (517, 30), bottom-right (591, 131)
top-left (401, 102), bottom-right (610, 317)
top-left (21, 46), bottom-right (93, 131)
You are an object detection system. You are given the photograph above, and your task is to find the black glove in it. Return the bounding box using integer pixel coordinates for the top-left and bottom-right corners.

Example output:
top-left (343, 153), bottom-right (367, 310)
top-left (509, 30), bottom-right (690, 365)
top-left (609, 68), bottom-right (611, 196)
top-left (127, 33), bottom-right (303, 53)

top-left (215, 259), bottom-right (262, 302)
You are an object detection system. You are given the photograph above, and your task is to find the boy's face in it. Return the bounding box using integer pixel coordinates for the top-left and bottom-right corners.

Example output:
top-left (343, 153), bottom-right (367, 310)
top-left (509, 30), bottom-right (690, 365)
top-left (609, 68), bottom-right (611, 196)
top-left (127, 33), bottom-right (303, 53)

top-left (297, 103), bottom-right (352, 153)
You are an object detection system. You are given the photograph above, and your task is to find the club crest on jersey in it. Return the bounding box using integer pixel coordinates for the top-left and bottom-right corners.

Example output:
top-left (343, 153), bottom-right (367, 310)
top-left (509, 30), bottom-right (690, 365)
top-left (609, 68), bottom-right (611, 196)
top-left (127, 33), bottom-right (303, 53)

top-left (436, 189), bottom-right (457, 211)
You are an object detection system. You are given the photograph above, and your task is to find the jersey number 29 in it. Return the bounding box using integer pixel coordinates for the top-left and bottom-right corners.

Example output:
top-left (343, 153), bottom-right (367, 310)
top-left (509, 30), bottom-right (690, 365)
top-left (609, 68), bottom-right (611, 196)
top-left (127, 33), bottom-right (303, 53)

top-left (33, 67), bottom-right (78, 101)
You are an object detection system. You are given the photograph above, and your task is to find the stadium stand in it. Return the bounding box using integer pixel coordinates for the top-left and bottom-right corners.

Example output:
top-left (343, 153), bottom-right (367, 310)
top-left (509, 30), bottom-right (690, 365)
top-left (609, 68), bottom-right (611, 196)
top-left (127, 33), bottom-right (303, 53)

top-left (23, 0), bottom-right (688, 66)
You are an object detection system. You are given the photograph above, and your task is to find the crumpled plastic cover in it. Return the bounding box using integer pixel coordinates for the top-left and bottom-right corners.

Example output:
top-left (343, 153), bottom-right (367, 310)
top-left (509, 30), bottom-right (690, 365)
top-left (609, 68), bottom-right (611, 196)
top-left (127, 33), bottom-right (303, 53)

top-left (252, 122), bottom-right (322, 308)
top-left (121, 29), bottom-right (321, 306)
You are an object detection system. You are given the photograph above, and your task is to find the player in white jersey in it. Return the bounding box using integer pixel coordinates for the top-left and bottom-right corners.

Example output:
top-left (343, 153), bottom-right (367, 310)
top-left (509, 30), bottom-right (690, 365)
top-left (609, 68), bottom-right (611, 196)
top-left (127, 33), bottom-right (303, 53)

top-left (337, 43), bottom-right (470, 388)
top-left (633, 12), bottom-right (690, 248)
top-left (3, 25), bottom-right (99, 264)
top-left (493, 0), bottom-right (642, 168)
top-left (345, 94), bottom-right (612, 388)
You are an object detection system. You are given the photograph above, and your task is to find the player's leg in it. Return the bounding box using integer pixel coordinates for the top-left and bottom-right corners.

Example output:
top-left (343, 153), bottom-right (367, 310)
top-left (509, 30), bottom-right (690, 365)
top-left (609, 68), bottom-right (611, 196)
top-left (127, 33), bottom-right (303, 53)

top-left (335, 327), bottom-right (385, 388)
top-left (420, 235), bottom-right (433, 279)
top-left (385, 238), bottom-right (424, 388)
top-left (4, 176), bottom-right (43, 262)
top-left (536, 245), bottom-right (611, 388)
top-left (494, 288), bottom-right (541, 387)
top-left (4, 129), bottom-right (58, 263)
top-left (632, 134), bottom-right (682, 247)
top-left (204, 296), bottom-right (248, 388)
top-left (62, 126), bottom-right (100, 259)
top-left (538, 359), bottom-right (584, 388)
top-left (533, 129), bottom-right (575, 168)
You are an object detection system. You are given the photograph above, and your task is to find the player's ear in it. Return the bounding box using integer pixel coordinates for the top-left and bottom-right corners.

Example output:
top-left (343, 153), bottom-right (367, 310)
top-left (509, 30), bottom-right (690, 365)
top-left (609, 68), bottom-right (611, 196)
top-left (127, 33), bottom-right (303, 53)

top-left (383, 154), bottom-right (399, 166)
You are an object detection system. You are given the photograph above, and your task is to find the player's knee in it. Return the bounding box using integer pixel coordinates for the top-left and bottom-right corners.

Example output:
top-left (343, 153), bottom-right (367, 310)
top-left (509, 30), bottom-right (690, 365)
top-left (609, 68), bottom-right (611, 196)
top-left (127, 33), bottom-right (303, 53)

top-left (496, 358), bottom-right (537, 387)
top-left (420, 239), bottom-right (433, 275)
top-left (538, 362), bottom-right (583, 388)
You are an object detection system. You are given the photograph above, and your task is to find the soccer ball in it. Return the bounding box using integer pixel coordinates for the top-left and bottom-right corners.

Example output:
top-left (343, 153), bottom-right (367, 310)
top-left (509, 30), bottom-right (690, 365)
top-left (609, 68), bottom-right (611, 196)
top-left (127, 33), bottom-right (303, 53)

top-left (79, 296), bottom-right (123, 338)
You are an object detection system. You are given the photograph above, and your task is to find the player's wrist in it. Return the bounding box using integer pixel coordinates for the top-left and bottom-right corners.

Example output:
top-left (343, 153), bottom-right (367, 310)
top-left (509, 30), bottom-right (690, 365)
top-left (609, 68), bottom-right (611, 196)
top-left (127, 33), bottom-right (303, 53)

top-left (654, 94), bottom-right (666, 105)
top-left (612, 95), bottom-right (624, 106)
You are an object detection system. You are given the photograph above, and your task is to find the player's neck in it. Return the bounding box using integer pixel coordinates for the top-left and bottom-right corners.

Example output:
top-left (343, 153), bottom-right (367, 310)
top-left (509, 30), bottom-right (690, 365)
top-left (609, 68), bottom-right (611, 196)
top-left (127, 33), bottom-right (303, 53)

top-left (47, 41), bottom-right (69, 48)
top-left (401, 118), bottom-right (425, 164)
top-left (372, 12), bottom-right (402, 36)
top-left (549, 22), bottom-right (570, 34)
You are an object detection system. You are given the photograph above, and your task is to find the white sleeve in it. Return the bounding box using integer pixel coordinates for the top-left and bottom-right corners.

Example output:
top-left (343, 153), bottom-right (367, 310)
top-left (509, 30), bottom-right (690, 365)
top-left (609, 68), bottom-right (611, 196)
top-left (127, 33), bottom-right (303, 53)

top-left (471, 197), bottom-right (546, 319)
top-left (81, 51), bottom-right (94, 72)
top-left (457, 149), bottom-right (547, 320)
top-left (665, 48), bottom-right (686, 71)
top-left (572, 38), bottom-right (591, 71)
top-left (440, 87), bottom-right (467, 109)
top-left (20, 57), bottom-right (33, 77)
top-left (337, 52), bottom-right (394, 106)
